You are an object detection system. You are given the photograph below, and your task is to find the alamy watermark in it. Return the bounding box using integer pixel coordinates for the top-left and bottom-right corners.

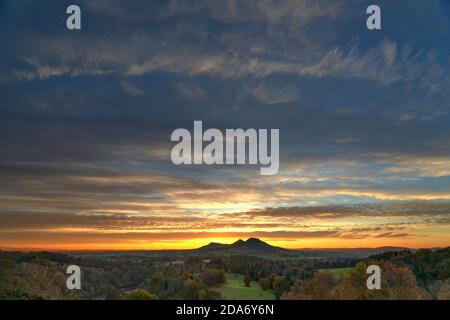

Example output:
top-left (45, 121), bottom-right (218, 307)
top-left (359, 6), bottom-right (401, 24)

top-left (171, 121), bottom-right (279, 175)
top-left (367, 265), bottom-right (381, 290)
top-left (66, 5), bottom-right (81, 30)
top-left (66, 265), bottom-right (81, 290)
top-left (65, 4), bottom-right (380, 31)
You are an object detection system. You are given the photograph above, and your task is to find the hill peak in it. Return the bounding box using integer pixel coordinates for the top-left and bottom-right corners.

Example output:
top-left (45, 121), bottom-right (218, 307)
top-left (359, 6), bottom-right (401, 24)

top-left (245, 238), bottom-right (266, 244)
top-left (198, 238), bottom-right (284, 253)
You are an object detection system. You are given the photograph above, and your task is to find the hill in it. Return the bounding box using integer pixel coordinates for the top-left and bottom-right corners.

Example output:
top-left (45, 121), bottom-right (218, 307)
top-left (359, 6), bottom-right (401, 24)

top-left (196, 238), bottom-right (411, 260)
top-left (197, 238), bottom-right (287, 256)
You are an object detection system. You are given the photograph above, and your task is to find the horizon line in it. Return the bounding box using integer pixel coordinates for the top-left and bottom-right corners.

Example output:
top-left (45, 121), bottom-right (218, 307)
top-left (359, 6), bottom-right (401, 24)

top-left (1, 244), bottom-right (447, 253)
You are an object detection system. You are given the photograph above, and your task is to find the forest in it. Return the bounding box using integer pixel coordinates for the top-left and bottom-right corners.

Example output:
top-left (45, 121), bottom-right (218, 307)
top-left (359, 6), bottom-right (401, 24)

top-left (0, 248), bottom-right (448, 300)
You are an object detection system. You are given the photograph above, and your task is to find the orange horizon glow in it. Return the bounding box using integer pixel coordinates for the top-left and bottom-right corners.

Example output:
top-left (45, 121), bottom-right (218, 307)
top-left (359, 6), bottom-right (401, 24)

top-left (1, 236), bottom-right (448, 252)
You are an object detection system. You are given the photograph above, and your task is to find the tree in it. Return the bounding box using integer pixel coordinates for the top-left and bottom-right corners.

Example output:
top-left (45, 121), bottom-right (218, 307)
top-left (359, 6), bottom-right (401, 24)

top-left (381, 262), bottom-right (423, 300)
top-left (310, 272), bottom-right (336, 300)
top-left (126, 289), bottom-right (159, 300)
top-left (200, 269), bottom-right (226, 287)
top-left (272, 275), bottom-right (290, 298)
top-left (333, 262), bottom-right (370, 300)
top-left (243, 275), bottom-right (251, 287)
top-left (281, 279), bottom-right (311, 300)
top-left (259, 277), bottom-right (272, 290)
top-left (434, 280), bottom-right (450, 300)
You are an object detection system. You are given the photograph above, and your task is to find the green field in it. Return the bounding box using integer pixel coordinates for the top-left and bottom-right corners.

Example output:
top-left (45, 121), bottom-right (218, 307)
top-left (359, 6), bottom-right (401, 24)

top-left (318, 267), bottom-right (352, 279)
top-left (217, 273), bottom-right (275, 300)
top-left (252, 253), bottom-right (309, 261)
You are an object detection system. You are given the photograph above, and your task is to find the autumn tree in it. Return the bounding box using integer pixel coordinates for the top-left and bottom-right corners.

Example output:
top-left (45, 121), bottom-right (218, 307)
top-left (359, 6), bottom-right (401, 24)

top-left (380, 261), bottom-right (423, 300)
top-left (259, 277), bottom-right (272, 290)
top-left (126, 289), bottom-right (159, 300)
top-left (332, 262), bottom-right (370, 299)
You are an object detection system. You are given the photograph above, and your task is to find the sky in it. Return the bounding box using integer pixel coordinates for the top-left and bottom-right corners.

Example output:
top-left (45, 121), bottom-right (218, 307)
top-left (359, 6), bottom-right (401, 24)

top-left (0, 0), bottom-right (449, 250)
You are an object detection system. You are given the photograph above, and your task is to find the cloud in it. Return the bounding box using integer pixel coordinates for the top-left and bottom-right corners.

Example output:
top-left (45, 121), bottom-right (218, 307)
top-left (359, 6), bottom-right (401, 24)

top-left (177, 83), bottom-right (207, 100)
top-left (229, 201), bottom-right (450, 219)
top-left (121, 81), bottom-right (144, 96)
top-left (0, 227), bottom-right (419, 247)
top-left (1, 1), bottom-right (447, 89)
top-left (0, 213), bottom-right (205, 231)
top-left (87, 0), bottom-right (343, 24)
top-left (249, 80), bottom-right (300, 104)
top-left (383, 157), bottom-right (450, 177)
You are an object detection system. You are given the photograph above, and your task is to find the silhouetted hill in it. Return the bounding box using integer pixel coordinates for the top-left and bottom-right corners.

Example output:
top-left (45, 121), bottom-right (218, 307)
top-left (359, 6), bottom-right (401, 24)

top-left (197, 238), bottom-right (286, 255)
top-left (196, 239), bottom-right (412, 259)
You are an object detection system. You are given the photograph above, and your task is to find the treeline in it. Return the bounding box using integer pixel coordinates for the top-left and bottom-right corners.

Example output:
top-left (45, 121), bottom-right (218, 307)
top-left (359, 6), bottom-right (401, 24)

top-left (282, 248), bottom-right (450, 300)
top-left (206, 255), bottom-right (314, 298)
top-left (0, 251), bottom-right (78, 300)
top-left (367, 248), bottom-right (449, 285)
top-left (0, 252), bottom-right (221, 300)
top-left (1, 248), bottom-right (448, 300)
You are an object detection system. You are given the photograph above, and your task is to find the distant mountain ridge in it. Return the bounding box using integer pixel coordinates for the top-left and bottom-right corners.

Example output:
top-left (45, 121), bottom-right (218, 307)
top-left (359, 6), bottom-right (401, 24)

top-left (198, 238), bottom-right (286, 254)
top-left (196, 238), bottom-right (411, 259)
top-left (2, 239), bottom-right (413, 260)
